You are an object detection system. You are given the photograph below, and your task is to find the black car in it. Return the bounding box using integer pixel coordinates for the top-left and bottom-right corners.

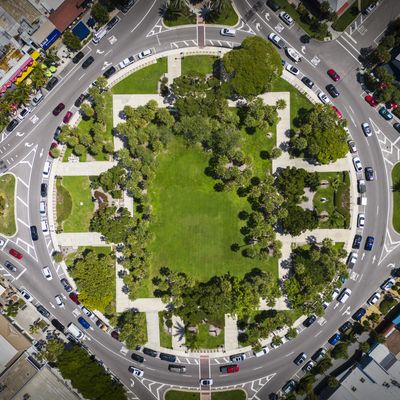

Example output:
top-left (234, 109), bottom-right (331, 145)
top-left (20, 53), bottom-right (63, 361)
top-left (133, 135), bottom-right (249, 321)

top-left (52, 102), bottom-right (65, 116)
top-left (74, 94), bottom-right (86, 107)
top-left (143, 347), bottom-right (157, 357)
top-left (30, 225), bottom-right (39, 241)
top-left (326, 84), bottom-right (340, 98)
top-left (301, 76), bottom-right (314, 89)
top-left (352, 307), bottom-right (366, 321)
top-left (119, 0), bottom-right (135, 13)
top-left (6, 119), bottom-right (19, 132)
top-left (36, 304), bottom-right (50, 318)
top-left (266, 0), bottom-right (280, 11)
top-left (365, 236), bottom-right (374, 251)
top-left (54, 126), bottom-right (62, 141)
top-left (352, 234), bottom-right (362, 249)
top-left (103, 66), bottom-right (116, 79)
top-left (106, 16), bottom-right (120, 30)
top-left (72, 51), bottom-right (84, 64)
top-left (4, 261), bottom-right (17, 272)
top-left (365, 167), bottom-right (374, 181)
top-left (303, 315), bottom-right (317, 327)
top-left (82, 56), bottom-right (94, 69)
top-left (394, 123), bottom-right (400, 133)
top-left (40, 183), bottom-right (48, 197)
top-left (51, 318), bottom-right (65, 333)
top-left (131, 353), bottom-right (144, 363)
top-left (46, 76), bottom-right (59, 91)
top-left (339, 321), bottom-right (353, 334)
top-left (294, 352), bottom-right (307, 365)
top-left (159, 353), bottom-right (176, 362)
top-left (60, 278), bottom-right (72, 292)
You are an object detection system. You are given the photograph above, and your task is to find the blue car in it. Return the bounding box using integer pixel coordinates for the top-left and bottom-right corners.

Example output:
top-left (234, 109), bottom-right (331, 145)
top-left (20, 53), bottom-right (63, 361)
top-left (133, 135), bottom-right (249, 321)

top-left (365, 236), bottom-right (374, 251)
top-left (379, 107), bottom-right (393, 120)
top-left (352, 307), bottom-right (366, 321)
top-left (78, 316), bottom-right (90, 330)
top-left (328, 333), bottom-right (342, 346)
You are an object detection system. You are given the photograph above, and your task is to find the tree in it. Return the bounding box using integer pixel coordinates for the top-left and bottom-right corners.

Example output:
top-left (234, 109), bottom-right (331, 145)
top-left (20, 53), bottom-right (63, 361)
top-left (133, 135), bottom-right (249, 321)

top-left (50, 147), bottom-right (61, 158)
top-left (359, 341), bottom-right (370, 353)
top-left (91, 3), bottom-right (109, 24)
top-left (282, 206), bottom-right (319, 236)
top-left (314, 356), bottom-right (332, 374)
top-left (63, 31), bottom-right (82, 51)
top-left (296, 374), bottom-right (315, 395)
top-left (327, 375), bottom-right (339, 389)
top-left (81, 103), bottom-right (95, 119)
top-left (68, 249), bottom-right (115, 312)
top-left (52, 251), bottom-right (63, 263)
top-left (95, 76), bottom-right (108, 90)
top-left (379, 296), bottom-right (397, 314)
top-left (331, 342), bottom-right (349, 359)
top-left (29, 322), bottom-right (41, 334)
top-left (271, 335), bottom-right (282, 347)
top-left (222, 36), bottom-right (282, 97)
top-left (30, 65), bottom-right (47, 90)
top-left (38, 339), bottom-right (64, 363)
top-left (118, 311), bottom-right (147, 349)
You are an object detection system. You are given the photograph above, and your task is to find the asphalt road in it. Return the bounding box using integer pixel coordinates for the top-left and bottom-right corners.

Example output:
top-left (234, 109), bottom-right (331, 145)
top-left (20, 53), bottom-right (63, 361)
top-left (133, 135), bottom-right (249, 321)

top-left (1, 0), bottom-right (400, 398)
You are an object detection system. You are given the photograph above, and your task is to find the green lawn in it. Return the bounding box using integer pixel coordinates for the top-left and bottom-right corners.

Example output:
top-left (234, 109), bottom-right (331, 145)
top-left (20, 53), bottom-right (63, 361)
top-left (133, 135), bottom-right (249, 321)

top-left (140, 137), bottom-right (277, 297)
top-left (181, 55), bottom-right (218, 76)
top-left (188, 324), bottom-right (224, 349)
top-left (112, 58), bottom-right (167, 94)
top-left (58, 177), bottom-right (94, 232)
top-left (0, 174), bottom-right (16, 236)
top-left (160, 318), bottom-right (172, 349)
top-left (206, 3), bottom-right (239, 25)
top-left (164, 390), bottom-right (246, 400)
top-left (392, 162), bottom-right (400, 233)
top-left (56, 178), bottom-right (72, 228)
top-left (63, 147), bottom-right (86, 162)
top-left (270, 77), bottom-right (313, 128)
top-left (163, 14), bottom-right (196, 27)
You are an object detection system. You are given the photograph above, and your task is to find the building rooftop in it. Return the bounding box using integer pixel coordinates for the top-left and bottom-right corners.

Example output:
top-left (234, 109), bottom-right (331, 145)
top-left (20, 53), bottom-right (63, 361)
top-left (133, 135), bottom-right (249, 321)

top-left (48, 0), bottom-right (86, 32)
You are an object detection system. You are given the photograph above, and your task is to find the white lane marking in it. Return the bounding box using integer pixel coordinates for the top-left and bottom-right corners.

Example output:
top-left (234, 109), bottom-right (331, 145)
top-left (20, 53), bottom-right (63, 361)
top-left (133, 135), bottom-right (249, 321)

top-left (285, 351), bottom-right (294, 357)
top-left (335, 39), bottom-right (361, 64)
top-left (252, 366), bottom-right (263, 370)
top-left (15, 268), bottom-right (27, 280)
top-left (17, 218), bottom-right (29, 228)
top-left (314, 330), bottom-right (322, 337)
top-left (131, 0), bottom-right (157, 33)
top-left (344, 31), bottom-right (357, 44)
top-left (105, 49), bottom-right (112, 56)
top-left (78, 74), bottom-right (86, 81)
top-left (342, 306), bottom-right (351, 316)
top-left (17, 196), bottom-right (28, 207)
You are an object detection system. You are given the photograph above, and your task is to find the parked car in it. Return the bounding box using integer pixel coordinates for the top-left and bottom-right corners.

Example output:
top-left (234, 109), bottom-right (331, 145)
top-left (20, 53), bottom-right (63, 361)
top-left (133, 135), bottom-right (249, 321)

top-left (17, 107), bottom-right (30, 121)
top-left (358, 179), bottom-right (366, 193)
top-left (143, 348), bottom-right (158, 357)
top-left (41, 183), bottom-right (47, 197)
top-left (9, 248), bottom-right (23, 259)
top-left (254, 346), bottom-right (270, 357)
top-left (282, 380), bottom-right (297, 395)
top-left (365, 94), bottom-right (378, 107)
top-left (328, 332), bottom-right (342, 345)
top-left (138, 49), bottom-right (152, 59)
top-left (30, 225), bottom-right (38, 241)
top-left (286, 47), bottom-right (301, 62)
top-left (347, 252), bottom-right (358, 268)
top-left (327, 69), bottom-right (340, 81)
top-left (381, 278), bottom-right (396, 291)
top-left (365, 167), bottom-right (374, 181)
top-left (301, 76), bottom-right (314, 89)
top-left (74, 94), bottom-right (86, 107)
top-left (367, 292), bottom-right (381, 305)
top-left (78, 316), bottom-right (91, 329)
top-left (312, 348), bottom-right (327, 362)
top-left (337, 288), bottom-right (352, 303)
top-left (332, 288), bottom-right (341, 300)
top-left (394, 122), bottom-right (400, 133)
top-left (352, 307), bottom-right (366, 321)
top-left (332, 106), bottom-right (342, 119)
top-left (285, 63), bottom-right (299, 75)
top-left (81, 306), bottom-right (92, 317)
top-left (365, 236), bottom-right (374, 251)
top-left (60, 278), bottom-right (72, 292)
top-left (72, 51), bottom-right (84, 64)
top-left (52, 103), bottom-right (65, 116)
top-left (63, 111), bottom-right (73, 123)
top-left (326, 84), bottom-right (340, 97)
top-left (4, 261), bottom-right (17, 272)
top-left (200, 379), bottom-right (213, 386)
top-left (55, 294), bottom-right (64, 307)
top-left (339, 321), bottom-right (353, 334)
top-left (294, 352), bottom-right (307, 365)
top-left (303, 315), bottom-right (317, 327)
top-left (168, 364), bottom-right (186, 373)
top-left (42, 266), bottom-right (53, 280)
top-left (362, 122), bottom-right (372, 137)
top-left (54, 126), bottom-right (62, 141)
top-left (119, 56), bottom-right (135, 69)
top-left (69, 292), bottom-right (80, 304)
top-left (268, 33), bottom-right (284, 48)
top-left (46, 76), bottom-right (59, 91)
top-left (302, 360), bottom-right (315, 372)
top-left (160, 353), bottom-right (176, 362)
top-left (379, 106), bottom-right (393, 120)
top-left (279, 11), bottom-right (294, 26)
top-left (6, 119), bottom-right (19, 132)
top-left (128, 366), bottom-right (144, 377)
top-left (82, 56), bottom-right (94, 69)
top-left (51, 318), bottom-right (65, 332)
top-left (131, 353), bottom-right (144, 363)
top-left (352, 234), bottom-right (362, 249)
top-left (220, 28), bottom-right (236, 37)
top-left (103, 66), bottom-right (116, 78)
top-left (230, 353), bottom-right (246, 362)
top-left (353, 157), bottom-right (363, 172)
top-left (20, 288), bottom-right (33, 302)
top-left (37, 304), bottom-right (50, 318)
top-left (106, 16), bottom-right (120, 31)
top-left (220, 364), bottom-right (239, 374)
top-left (348, 140), bottom-right (357, 153)
top-left (318, 91), bottom-right (330, 104)
top-left (267, 0), bottom-right (280, 12)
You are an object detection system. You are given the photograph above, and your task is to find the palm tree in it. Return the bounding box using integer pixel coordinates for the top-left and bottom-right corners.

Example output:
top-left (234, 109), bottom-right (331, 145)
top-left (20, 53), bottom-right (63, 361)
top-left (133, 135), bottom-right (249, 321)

top-left (30, 66), bottom-right (47, 91)
top-left (211, 0), bottom-right (229, 13)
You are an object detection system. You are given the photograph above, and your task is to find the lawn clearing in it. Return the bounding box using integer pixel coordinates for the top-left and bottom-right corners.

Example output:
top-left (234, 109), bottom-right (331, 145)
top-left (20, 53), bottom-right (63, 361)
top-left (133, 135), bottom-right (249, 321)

top-left (181, 55), bottom-right (218, 75)
top-left (206, 3), bottom-right (239, 25)
top-left (159, 318), bottom-right (172, 349)
top-left (142, 137), bottom-right (277, 297)
top-left (59, 176), bottom-right (94, 232)
top-left (164, 390), bottom-right (246, 400)
top-left (187, 324), bottom-right (224, 349)
top-left (270, 77), bottom-right (313, 128)
top-left (0, 174), bottom-right (16, 236)
top-left (111, 58), bottom-right (167, 94)
top-left (56, 178), bottom-right (72, 228)
top-left (392, 162), bottom-right (400, 233)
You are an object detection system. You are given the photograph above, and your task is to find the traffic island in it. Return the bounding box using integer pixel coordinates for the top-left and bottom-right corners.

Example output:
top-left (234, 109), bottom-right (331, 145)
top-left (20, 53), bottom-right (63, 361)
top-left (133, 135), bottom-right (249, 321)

top-left (0, 173), bottom-right (16, 236)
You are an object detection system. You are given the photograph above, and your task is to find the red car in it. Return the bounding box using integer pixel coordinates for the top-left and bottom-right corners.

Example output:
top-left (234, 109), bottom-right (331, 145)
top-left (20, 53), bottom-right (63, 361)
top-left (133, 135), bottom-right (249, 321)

top-left (69, 292), bottom-right (80, 305)
top-left (220, 364), bottom-right (239, 374)
top-left (365, 95), bottom-right (377, 107)
top-left (327, 69), bottom-right (340, 82)
top-left (387, 100), bottom-right (398, 110)
top-left (53, 102), bottom-right (65, 116)
top-left (63, 111), bottom-right (73, 123)
top-left (9, 248), bottom-right (23, 259)
top-left (332, 106), bottom-right (342, 119)
top-left (49, 142), bottom-right (58, 157)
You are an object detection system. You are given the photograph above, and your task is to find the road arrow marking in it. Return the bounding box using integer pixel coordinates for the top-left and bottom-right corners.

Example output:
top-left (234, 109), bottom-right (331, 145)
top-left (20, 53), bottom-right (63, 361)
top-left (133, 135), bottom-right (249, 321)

top-left (39, 148), bottom-right (44, 158)
top-left (25, 142), bottom-right (33, 147)
top-left (16, 131), bottom-right (24, 137)
top-left (265, 12), bottom-right (270, 21)
top-left (96, 49), bottom-right (104, 54)
top-left (342, 306), bottom-right (351, 316)
top-left (301, 46), bottom-right (306, 54)
top-left (387, 263), bottom-right (395, 268)
top-left (334, 303), bottom-right (339, 309)
top-left (255, 22), bottom-right (261, 30)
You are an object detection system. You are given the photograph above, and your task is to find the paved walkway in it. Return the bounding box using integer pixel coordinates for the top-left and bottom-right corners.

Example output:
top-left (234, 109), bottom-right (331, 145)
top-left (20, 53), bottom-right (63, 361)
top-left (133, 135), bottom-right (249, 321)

top-left (56, 232), bottom-right (106, 247)
top-left (145, 312), bottom-right (160, 348)
top-left (166, 55), bottom-right (181, 82)
top-left (224, 315), bottom-right (238, 351)
top-left (171, 315), bottom-right (186, 351)
top-left (54, 161), bottom-right (116, 176)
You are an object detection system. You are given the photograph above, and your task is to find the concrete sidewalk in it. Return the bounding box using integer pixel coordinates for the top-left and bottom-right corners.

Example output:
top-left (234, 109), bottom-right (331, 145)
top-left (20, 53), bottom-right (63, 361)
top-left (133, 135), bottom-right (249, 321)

top-left (166, 54), bottom-right (181, 83)
top-left (145, 312), bottom-right (160, 348)
top-left (171, 315), bottom-right (186, 351)
top-left (55, 161), bottom-right (116, 176)
top-left (56, 232), bottom-right (107, 247)
top-left (224, 315), bottom-right (238, 351)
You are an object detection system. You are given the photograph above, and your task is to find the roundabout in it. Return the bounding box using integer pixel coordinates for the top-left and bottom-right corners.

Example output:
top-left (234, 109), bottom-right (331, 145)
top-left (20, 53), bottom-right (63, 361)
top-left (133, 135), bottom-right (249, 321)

top-left (1, 1), bottom-right (400, 399)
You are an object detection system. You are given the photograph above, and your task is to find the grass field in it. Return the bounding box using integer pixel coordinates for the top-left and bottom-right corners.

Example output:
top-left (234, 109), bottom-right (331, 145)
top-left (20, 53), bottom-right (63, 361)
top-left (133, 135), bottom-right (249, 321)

top-left (188, 324), bottom-right (224, 349)
top-left (181, 55), bottom-right (218, 76)
top-left (163, 13), bottom-right (196, 27)
top-left (65, 246), bottom-right (112, 268)
top-left (270, 77), bottom-right (313, 128)
top-left (206, 3), bottom-right (239, 25)
top-left (160, 318), bottom-right (172, 349)
top-left (112, 58), bottom-right (167, 94)
top-left (140, 137), bottom-right (277, 297)
top-left (0, 174), bottom-right (16, 236)
top-left (56, 178), bottom-right (72, 228)
top-left (164, 390), bottom-right (246, 400)
top-left (58, 177), bottom-right (94, 232)
top-left (392, 163), bottom-right (400, 233)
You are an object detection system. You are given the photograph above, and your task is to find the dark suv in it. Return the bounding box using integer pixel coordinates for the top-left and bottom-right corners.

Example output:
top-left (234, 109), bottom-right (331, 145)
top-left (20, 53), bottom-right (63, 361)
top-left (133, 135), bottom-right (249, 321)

top-left (51, 318), bottom-right (65, 332)
top-left (72, 51), bottom-right (84, 64)
top-left (40, 183), bottom-right (47, 197)
top-left (131, 353), bottom-right (144, 363)
top-left (326, 84), bottom-right (340, 98)
top-left (365, 236), bottom-right (374, 251)
top-left (103, 66), bottom-right (116, 78)
top-left (46, 76), bottom-right (59, 91)
top-left (303, 315), bottom-right (316, 327)
top-left (6, 119), bottom-right (19, 132)
top-left (82, 56), bottom-right (94, 69)
top-left (36, 304), bottom-right (50, 318)
top-left (159, 353), bottom-right (176, 362)
top-left (143, 348), bottom-right (157, 357)
top-left (30, 225), bottom-right (39, 241)
top-left (4, 261), bottom-right (17, 272)
top-left (352, 234), bottom-right (362, 249)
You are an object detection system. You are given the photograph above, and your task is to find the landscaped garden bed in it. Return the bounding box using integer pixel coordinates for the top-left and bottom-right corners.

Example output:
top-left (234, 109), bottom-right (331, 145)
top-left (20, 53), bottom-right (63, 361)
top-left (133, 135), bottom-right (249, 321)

top-left (0, 173), bottom-right (16, 236)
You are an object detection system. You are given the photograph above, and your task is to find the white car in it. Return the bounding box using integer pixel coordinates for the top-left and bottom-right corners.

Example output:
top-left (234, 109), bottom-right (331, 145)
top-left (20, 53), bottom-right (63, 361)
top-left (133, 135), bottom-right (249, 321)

top-left (42, 266), bottom-right (53, 280)
top-left (138, 49), bottom-right (152, 59)
top-left (81, 306), bottom-right (92, 317)
top-left (332, 288), bottom-right (341, 300)
top-left (0, 238), bottom-right (5, 247)
top-left (254, 346), bottom-right (270, 357)
top-left (318, 91), bottom-right (330, 104)
top-left (348, 140), bottom-right (357, 153)
top-left (367, 292), bottom-right (381, 305)
top-left (200, 379), bottom-right (213, 386)
top-left (285, 63), bottom-right (299, 76)
top-left (381, 278), bottom-right (396, 291)
top-left (357, 213), bottom-right (365, 228)
top-left (353, 156), bottom-right (363, 172)
top-left (119, 56), bottom-right (135, 69)
top-left (220, 28), bottom-right (236, 37)
top-left (286, 47), bottom-right (301, 63)
top-left (279, 11), bottom-right (294, 26)
top-left (20, 288), bottom-right (33, 302)
top-left (268, 33), bottom-right (284, 49)
top-left (128, 366), bottom-right (144, 377)
top-left (347, 252), bottom-right (358, 268)
top-left (55, 294), bottom-right (64, 308)
top-left (362, 122), bottom-right (372, 137)
top-left (17, 107), bottom-right (31, 121)
top-left (337, 288), bottom-right (352, 303)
